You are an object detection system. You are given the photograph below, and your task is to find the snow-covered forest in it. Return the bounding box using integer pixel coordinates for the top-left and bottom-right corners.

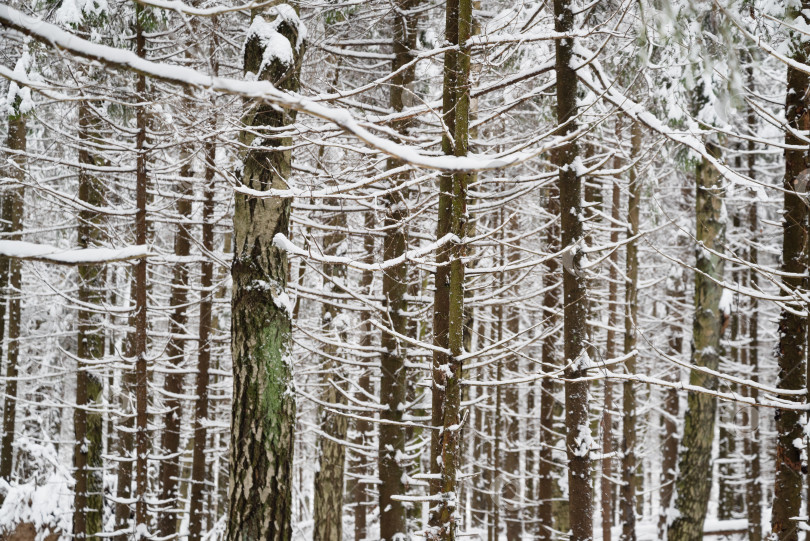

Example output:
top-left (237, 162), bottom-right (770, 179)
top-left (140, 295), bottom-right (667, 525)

top-left (1, 0), bottom-right (810, 539)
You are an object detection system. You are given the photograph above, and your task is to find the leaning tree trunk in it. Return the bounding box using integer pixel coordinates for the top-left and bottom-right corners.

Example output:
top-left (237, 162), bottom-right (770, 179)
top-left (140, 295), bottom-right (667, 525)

top-left (667, 112), bottom-right (727, 541)
top-left (73, 102), bottom-right (106, 540)
top-left (0, 81), bottom-right (26, 482)
top-left (620, 121), bottom-right (641, 541)
top-left (771, 6), bottom-right (810, 540)
top-left (376, 1), bottom-right (420, 536)
top-left (553, 0), bottom-right (592, 539)
top-left (227, 7), bottom-right (305, 539)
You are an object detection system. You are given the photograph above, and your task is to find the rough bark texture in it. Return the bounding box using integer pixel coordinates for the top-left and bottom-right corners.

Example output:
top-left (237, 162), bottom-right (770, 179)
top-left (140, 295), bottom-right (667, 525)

top-left (620, 122), bottom-right (641, 541)
top-left (554, 0), bottom-right (592, 539)
top-left (73, 102), bottom-right (106, 540)
top-left (376, 2), bottom-right (420, 536)
top-left (227, 10), bottom-right (304, 540)
top-left (0, 94), bottom-right (25, 481)
top-left (771, 7), bottom-right (810, 540)
top-left (667, 133), bottom-right (727, 541)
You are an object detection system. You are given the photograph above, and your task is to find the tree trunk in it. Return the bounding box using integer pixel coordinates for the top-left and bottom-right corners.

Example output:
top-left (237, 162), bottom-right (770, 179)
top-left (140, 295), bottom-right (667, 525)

top-left (430, 0), bottom-right (470, 535)
top-left (620, 121), bottom-right (641, 541)
top-left (771, 6), bottom-right (810, 540)
top-left (313, 208), bottom-right (349, 541)
top-left (601, 170), bottom-right (621, 541)
top-left (157, 174), bottom-right (192, 538)
top-left (0, 88), bottom-right (26, 482)
top-left (353, 212), bottom-right (375, 541)
top-left (132, 11), bottom-right (150, 531)
top-left (537, 183), bottom-right (559, 541)
top-left (744, 66), bottom-right (762, 541)
top-left (377, 2), bottom-right (420, 536)
top-left (554, 0), bottom-right (592, 539)
top-left (74, 102), bottom-right (106, 540)
top-left (227, 9), bottom-right (304, 539)
top-left (189, 134), bottom-right (217, 541)
top-left (667, 113), bottom-right (727, 541)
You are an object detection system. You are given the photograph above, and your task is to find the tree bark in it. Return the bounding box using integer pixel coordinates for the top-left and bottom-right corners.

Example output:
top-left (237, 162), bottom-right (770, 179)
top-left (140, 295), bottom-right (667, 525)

top-left (227, 9), bottom-right (304, 539)
top-left (189, 132), bottom-right (217, 541)
top-left (667, 110), bottom-right (727, 541)
top-left (771, 6), bottom-right (810, 540)
top-left (376, 2), bottom-right (420, 536)
top-left (0, 87), bottom-right (26, 482)
top-left (620, 121), bottom-right (642, 541)
top-left (430, 0), bottom-right (470, 535)
top-left (554, 0), bottom-right (592, 539)
top-left (74, 102), bottom-right (106, 540)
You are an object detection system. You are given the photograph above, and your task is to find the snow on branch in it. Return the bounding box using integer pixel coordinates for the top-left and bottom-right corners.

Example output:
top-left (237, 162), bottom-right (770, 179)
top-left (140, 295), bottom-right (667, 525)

top-left (0, 4), bottom-right (570, 174)
top-left (0, 240), bottom-right (149, 265)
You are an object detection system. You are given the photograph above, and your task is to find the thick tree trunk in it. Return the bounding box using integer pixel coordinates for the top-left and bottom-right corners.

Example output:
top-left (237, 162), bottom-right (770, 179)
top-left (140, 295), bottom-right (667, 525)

top-left (0, 93), bottom-right (25, 482)
top-left (771, 6), bottom-right (810, 540)
top-left (619, 121), bottom-right (641, 541)
top-left (227, 9), bottom-right (304, 539)
top-left (74, 102), bottom-right (106, 540)
top-left (554, 1), bottom-right (592, 539)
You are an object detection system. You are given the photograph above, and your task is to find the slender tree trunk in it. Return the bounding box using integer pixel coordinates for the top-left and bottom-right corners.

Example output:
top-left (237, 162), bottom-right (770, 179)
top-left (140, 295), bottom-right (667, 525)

top-left (601, 173), bottom-right (621, 541)
top-left (430, 0), bottom-right (470, 535)
top-left (74, 102), bottom-right (106, 540)
top-left (314, 209), bottom-right (349, 541)
top-left (227, 10), bottom-right (304, 539)
top-left (744, 67), bottom-right (762, 541)
top-left (0, 92), bottom-right (25, 482)
top-left (353, 212), bottom-right (375, 541)
top-left (189, 135), bottom-right (216, 541)
top-left (376, 3), bottom-right (420, 536)
top-left (554, 0), bottom-right (592, 539)
top-left (132, 11), bottom-right (150, 532)
top-left (771, 6), bottom-right (810, 539)
top-left (667, 110), bottom-right (727, 541)
top-left (657, 265), bottom-right (683, 537)
top-left (620, 121), bottom-right (641, 541)
top-left (504, 238), bottom-right (522, 541)
top-left (537, 184), bottom-right (560, 541)
top-left (157, 174), bottom-right (192, 538)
